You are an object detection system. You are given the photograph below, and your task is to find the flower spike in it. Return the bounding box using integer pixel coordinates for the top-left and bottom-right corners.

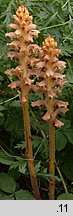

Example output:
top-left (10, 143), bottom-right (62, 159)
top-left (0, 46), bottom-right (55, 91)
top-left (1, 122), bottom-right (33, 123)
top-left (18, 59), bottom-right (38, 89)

top-left (32, 35), bottom-right (68, 128)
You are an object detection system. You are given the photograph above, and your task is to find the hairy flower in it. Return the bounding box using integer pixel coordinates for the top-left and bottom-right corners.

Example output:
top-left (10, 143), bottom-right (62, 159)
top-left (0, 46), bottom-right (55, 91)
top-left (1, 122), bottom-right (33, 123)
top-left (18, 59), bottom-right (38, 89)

top-left (5, 5), bottom-right (68, 128)
top-left (5, 4), bottom-right (40, 102)
top-left (8, 81), bottom-right (20, 89)
top-left (32, 35), bottom-right (68, 128)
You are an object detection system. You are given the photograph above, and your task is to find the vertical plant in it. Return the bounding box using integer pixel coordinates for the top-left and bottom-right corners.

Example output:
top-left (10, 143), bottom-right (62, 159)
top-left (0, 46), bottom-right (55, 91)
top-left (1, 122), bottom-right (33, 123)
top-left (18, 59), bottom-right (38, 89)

top-left (5, 4), bottom-right (69, 200)
top-left (32, 36), bottom-right (68, 199)
top-left (5, 4), bottom-right (40, 200)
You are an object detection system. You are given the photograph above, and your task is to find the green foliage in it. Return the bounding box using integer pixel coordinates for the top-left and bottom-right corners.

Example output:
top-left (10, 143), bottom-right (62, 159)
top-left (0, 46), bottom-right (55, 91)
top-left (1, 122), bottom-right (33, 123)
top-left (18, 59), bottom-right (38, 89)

top-left (64, 129), bottom-right (73, 144)
top-left (0, 173), bottom-right (16, 193)
top-left (0, 174), bottom-right (35, 199)
top-left (0, 192), bottom-right (14, 200)
top-left (0, 149), bottom-right (14, 165)
top-left (56, 118), bottom-right (73, 151)
top-left (15, 190), bottom-right (35, 200)
top-left (56, 130), bottom-right (67, 151)
top-left (0, 0), bottom-right (73, 199)
top-left (61, 145), bottom-right (73, 181)
top-left (57, 193), bottom-right (73, 200)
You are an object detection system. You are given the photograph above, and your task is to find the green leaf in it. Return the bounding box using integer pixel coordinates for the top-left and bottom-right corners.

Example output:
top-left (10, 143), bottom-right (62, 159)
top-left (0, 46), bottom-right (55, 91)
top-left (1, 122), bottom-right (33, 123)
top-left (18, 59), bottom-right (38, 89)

top-left (56, 131), bottom-right (67, 151)
top-left (9, 162), bottom-right (20, 170)
top-left (0, 75), bottom-right (3, 81)
top-left (60, 119), bottom-right (71, 131)
top-left (0, 194), bottom-right (14, 200)
top-left (0, 173), bottom-right (16, 193)
top-left (61, 145), bottom-right (73, 181)
top-left (2, 195), bottom-right (14, 200)
top-left (0, 116), bottom-right (4, 126)
top-left (19, 162), bottom-right (27, 174)
top-left (0, 190), bottom-right (6, 199)
top-left (32, 135), bottom-right (42, 148)
top-left (0, 105), bottom-right (5, 111)
top-left (0, 149), bottom-right (14, 165)
top-left (35, 161), bottom-right (41, 173)
top-left (8, 169), bottom-right (21, 182)
top-left (57, 193), bottom-right (73, 200)
top-left (15, 190), bottom-right (35, 200)
top-left (0, 113), bottom-right (3, 117)
top-left (4, 111), bottom-right (23, 139)
top-left (62, 160), bottom-right (73, 181)
top-left (38, 174), bottom-right (61, 182)
top-left (64, 129), bottom-right (73, 144)
top-left (14, 141), bottom-right (26, 150)
top-left (10, 100), bottom-right (21, 107)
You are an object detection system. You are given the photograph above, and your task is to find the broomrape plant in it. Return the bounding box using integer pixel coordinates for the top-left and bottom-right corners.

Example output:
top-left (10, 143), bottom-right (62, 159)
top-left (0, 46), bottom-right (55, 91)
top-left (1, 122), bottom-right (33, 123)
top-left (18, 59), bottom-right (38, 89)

top-left (5, 4), bottom-right (68, 200)
top-left (32, 36), bottom-right (68, 199)
top-left (5, 4), bottom-right (40, 200)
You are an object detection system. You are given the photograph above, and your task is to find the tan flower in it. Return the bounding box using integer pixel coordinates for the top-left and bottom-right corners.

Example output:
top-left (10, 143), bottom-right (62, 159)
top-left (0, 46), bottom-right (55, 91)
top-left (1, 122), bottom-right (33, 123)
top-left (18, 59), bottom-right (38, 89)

top-left (8, 81), bottom-right (20, 89)
top-left (32, 100), bottom-right (46, 107)
top-left (5, 5), bottom-right (68, 128)
top-left (32, 35), bottom-right (68, 128)
top-left (54, 118), bottom-right (64, 128)
top-left (42, 111), bottom-right (50, 121)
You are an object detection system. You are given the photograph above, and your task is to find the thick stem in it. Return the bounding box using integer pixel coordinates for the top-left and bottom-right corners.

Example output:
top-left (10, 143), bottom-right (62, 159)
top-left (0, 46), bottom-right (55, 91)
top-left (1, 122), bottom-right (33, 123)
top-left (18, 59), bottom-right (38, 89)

top-left (49, 121), bottom-right (55, 200)
top-left (22, 98), bottom-right (40, 200)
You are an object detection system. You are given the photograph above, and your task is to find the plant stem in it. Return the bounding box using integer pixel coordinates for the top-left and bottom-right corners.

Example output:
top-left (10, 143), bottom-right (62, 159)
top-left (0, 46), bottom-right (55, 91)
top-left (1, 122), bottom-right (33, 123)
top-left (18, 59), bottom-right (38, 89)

top-left (56, 162), bottom-right (68, 193)
top-left (49, 121), bottom-right (55, 200)
top-left (0, 94), bottom-right (20, 105)
top-left (22, 96), bottom-right (40, 200)
top-left (40, 19), bottom-right (73, 31)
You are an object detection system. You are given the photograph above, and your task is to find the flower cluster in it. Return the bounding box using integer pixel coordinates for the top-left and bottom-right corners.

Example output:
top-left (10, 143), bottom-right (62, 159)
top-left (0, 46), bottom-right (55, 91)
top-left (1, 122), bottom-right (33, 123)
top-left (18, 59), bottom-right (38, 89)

top-left (5, 4), bottom-right (40, 103)
top-left (32, 36), bottom-right (68, 128)
top-left (5, 4), bottom-right (68, 128)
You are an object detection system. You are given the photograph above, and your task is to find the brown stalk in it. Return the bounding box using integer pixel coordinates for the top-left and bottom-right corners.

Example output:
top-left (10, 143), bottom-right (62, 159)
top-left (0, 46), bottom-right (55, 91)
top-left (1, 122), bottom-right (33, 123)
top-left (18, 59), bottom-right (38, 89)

top-left (49, 121), bottom-right (55, 199)
top-left (47, 90), bottom-right (55, 200)
top-left (22, 94), bottom-right (40, 199)
top-left (20, 57), bottom-right (40, 199)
